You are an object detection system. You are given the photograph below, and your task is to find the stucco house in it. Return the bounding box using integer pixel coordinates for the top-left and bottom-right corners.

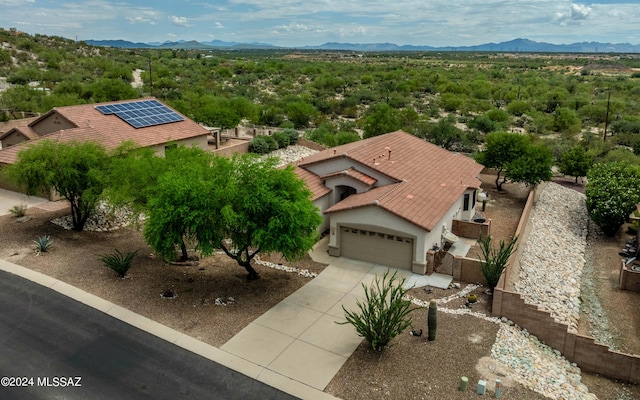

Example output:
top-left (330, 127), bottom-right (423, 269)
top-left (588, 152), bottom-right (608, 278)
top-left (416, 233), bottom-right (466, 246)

top-left (0, 97), bottom-right (209, 164)
top-left (0, 98), bottom-right (210, 196)
top-left (294, 130), bottom-right (484, 275)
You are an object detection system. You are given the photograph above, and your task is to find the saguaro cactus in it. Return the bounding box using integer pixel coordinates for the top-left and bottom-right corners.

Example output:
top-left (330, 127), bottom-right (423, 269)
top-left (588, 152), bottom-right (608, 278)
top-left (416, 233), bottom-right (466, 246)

top-left (428, 299), bottom-right (437, 341)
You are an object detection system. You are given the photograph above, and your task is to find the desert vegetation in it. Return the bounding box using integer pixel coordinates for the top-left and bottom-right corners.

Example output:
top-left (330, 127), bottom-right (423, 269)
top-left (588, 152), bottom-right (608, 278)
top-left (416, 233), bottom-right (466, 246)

top-left (2, 29), bottom-right (640, 236)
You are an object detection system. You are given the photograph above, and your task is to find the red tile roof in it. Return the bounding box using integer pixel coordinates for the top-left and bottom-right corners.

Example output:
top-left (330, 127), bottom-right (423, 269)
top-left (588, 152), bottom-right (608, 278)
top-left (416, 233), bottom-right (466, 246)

top-left (0, 125), bottom-right (39, 141)
top-left (297, 130), bottom-right (483, 232)
top-left (321, 167), bottom-right (378, 187)
top-left (0, 116), bottom-right (40, 136)
top-left (293, 166), bottom-right (331, 200)
top-left (0, 98), bottom-right (209, 165)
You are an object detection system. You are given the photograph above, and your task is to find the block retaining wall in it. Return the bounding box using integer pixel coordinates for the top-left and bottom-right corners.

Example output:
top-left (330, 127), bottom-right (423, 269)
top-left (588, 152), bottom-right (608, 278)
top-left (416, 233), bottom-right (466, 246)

top-left (492, 186), bottom-right (640, 383)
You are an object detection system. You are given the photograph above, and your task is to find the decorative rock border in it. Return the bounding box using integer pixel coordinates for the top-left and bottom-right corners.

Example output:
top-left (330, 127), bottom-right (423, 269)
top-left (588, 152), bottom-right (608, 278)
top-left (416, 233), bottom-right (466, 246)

top-left (513, 183), bottom-right (588, 331)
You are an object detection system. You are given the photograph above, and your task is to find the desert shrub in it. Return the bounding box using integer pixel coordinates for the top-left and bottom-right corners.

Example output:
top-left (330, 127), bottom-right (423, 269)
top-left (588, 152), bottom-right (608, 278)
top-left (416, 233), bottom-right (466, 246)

top-left (586, 162), bottom-right (640, 236)
top-left (506, 100), bottom-right (530, 116)
top-left (334, 131), bottom-right (360, 146)
top-left (9, 203), bottom-right (27, 217)
top-left (478, 235), bottom-right (518, 292)
top-left (283, 128), bottom-right (299, 145)
top-left (338, 271), bottom-right (415, 351)
top-left (98, 249), bottom-right (138, 278)
top-left (33, 235), bottom-right (53, 253)
top-left (250, 135), bottom-right (279, 154)
top-left (272, 131), bottom-right (290, 148)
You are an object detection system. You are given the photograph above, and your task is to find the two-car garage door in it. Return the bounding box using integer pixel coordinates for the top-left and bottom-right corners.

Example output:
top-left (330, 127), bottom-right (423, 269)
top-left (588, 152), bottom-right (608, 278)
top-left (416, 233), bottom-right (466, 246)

top-left (340, 226), bottom-right (413, 270)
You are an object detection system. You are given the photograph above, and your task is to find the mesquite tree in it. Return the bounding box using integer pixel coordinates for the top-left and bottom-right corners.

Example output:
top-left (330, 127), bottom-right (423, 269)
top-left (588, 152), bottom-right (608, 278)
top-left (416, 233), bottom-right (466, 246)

top-left (4, 140), bottom-right (109, 231)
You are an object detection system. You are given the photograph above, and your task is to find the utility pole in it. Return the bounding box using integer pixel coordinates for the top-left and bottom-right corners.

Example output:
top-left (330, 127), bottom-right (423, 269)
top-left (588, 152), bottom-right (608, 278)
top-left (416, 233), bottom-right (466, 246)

top-left (148, 56), bottom-right (153, 97)
top-left (603, 91), bottom-right (611, 142)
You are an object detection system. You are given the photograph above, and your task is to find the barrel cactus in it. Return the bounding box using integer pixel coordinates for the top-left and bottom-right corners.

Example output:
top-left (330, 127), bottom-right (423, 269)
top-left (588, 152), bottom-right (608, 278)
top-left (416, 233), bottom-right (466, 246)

top-left (428, 299), bottom-right (437, 341)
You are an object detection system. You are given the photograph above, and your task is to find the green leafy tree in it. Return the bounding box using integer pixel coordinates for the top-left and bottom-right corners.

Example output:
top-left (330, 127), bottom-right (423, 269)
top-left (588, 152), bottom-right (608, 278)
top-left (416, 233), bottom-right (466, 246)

top-left (108, 147), bottom-right (321, 279)
top-left (559, 146), bottom-right (593, 182)
top-left (105, 143), bottom-right (167, 212)
top-left (475, 132), bottom-right (531, 190)
top-left (193, 96), bottom-right (242, 129)
top-left (143, 148), bottom-right (231, 261)
top-left (338, 271), bottom-right (415, 351)
top-left (285, 101), bottom-right (316, 128)
top-left (505, 144), bottom-right (553, 187)
top-left (83, 78), bottom-right (138, 102)
top-left (210, 155), bottom-right (322, 279)
top-left (586, 162), bottom-right (640, 236)
top-left (506, 100), bottom-right (530, 116)
top-left (3, 140), bottom-right (109, 231)
top-left (601, 148), bottom-right (640, 165)
top-left (419, 116), bottom-right (467, 150)
top-left (552, 107), bottom-right (581, 134)
top-left (363, 103), bottom-right (401, 138)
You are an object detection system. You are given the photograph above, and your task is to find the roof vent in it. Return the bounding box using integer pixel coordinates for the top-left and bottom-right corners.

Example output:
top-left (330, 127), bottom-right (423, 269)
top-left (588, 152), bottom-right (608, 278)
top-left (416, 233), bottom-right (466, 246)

top-left (333, 149), bottom-right (337, 155)
top-left (373, 200), bottom-right (380, 206)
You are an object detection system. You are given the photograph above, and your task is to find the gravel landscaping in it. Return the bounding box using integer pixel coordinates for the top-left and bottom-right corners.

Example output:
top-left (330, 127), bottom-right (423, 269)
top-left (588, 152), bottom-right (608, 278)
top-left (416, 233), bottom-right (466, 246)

top-left (514, 182), bottom-right (589, 331)
top-left (1, 154), bottom-right (638, 399)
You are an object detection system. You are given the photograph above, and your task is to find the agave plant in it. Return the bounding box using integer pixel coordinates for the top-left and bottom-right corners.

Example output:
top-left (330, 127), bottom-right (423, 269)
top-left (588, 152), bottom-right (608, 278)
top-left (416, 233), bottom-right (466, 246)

top-left (33, 235), bottom-right (54, 254)
top-left (98, 249), bottom-right (138, 278)
top-left (9, 203), bottom-right (27, 217)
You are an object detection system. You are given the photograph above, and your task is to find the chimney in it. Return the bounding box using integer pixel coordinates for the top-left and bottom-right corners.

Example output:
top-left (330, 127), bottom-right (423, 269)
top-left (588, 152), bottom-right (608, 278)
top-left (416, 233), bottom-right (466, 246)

top-left (334, 149), bottom-right (337, 155)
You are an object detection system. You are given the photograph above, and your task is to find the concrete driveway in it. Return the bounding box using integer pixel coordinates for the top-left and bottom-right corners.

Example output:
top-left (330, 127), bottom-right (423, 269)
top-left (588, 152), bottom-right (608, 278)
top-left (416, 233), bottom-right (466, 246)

top-left (0, 188), bottom-right (49, 216)
top-left (221, 237), bottom-right (452, 392)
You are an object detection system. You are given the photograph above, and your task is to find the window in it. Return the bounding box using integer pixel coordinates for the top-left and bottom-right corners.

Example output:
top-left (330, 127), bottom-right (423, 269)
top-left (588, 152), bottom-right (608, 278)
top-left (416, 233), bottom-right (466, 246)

top-left (463, 193), bottom-right (470, 211)
top-left (472, 190), bottom-right (476, 208)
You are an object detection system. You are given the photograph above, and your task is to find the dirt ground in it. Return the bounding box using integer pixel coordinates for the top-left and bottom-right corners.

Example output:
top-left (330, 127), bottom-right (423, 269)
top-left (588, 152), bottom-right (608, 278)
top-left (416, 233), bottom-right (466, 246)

top-left (0, 207), bottom-right (326, 348)
top-left (1, 175), bottom-right (639, 399)
top-left (327, 176), bottom-right (640, 400)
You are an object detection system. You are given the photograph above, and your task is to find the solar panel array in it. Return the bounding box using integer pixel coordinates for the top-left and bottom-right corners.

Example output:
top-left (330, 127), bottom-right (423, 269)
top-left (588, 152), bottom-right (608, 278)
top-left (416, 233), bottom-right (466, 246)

top-left (95, 99), bottom-right (184, 128)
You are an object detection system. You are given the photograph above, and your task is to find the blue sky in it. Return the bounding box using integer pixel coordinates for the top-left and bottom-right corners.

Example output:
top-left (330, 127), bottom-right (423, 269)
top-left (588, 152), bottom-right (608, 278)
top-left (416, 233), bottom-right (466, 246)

top-left (1, 0), bottom-right (638, 47)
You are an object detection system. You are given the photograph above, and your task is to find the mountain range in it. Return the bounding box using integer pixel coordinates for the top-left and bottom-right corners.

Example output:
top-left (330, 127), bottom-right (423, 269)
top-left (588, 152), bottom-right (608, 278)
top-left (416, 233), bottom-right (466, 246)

top-left (85, 38), bottom-right (640, 53)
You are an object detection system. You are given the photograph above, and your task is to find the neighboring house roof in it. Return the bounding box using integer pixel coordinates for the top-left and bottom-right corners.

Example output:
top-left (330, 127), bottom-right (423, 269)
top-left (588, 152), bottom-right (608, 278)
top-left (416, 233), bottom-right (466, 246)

top-left (0, 116), bottom-right (40, 136)
top-left (297, 130), bottom-right (484, 232)
top-left (0, 125), bottom-right (39, 141)
top-left (0, 98), bottom-right (209, 165)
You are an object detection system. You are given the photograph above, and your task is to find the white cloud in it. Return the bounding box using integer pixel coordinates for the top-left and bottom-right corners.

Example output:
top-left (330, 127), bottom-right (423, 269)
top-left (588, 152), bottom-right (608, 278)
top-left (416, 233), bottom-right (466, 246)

top-left (272, 22), bottom-right (311, 34)
top-left (126, 16), bottom-right (156, 25)
top-left (570, 3), bottom-right (593, 20)
top-left (1, 0), bottom-right (639, 47)
top-left (169, 15), bottom-right (193, 27)
top-left (0, 0), bottom-right (34, 5)
top-left (556, 2), bottom-right (593, 25)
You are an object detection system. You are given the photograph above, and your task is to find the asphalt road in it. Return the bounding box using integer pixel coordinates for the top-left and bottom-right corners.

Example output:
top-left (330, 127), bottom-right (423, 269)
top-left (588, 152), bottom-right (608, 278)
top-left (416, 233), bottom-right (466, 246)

top-left (0, 270), bottom-right (299, 400)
